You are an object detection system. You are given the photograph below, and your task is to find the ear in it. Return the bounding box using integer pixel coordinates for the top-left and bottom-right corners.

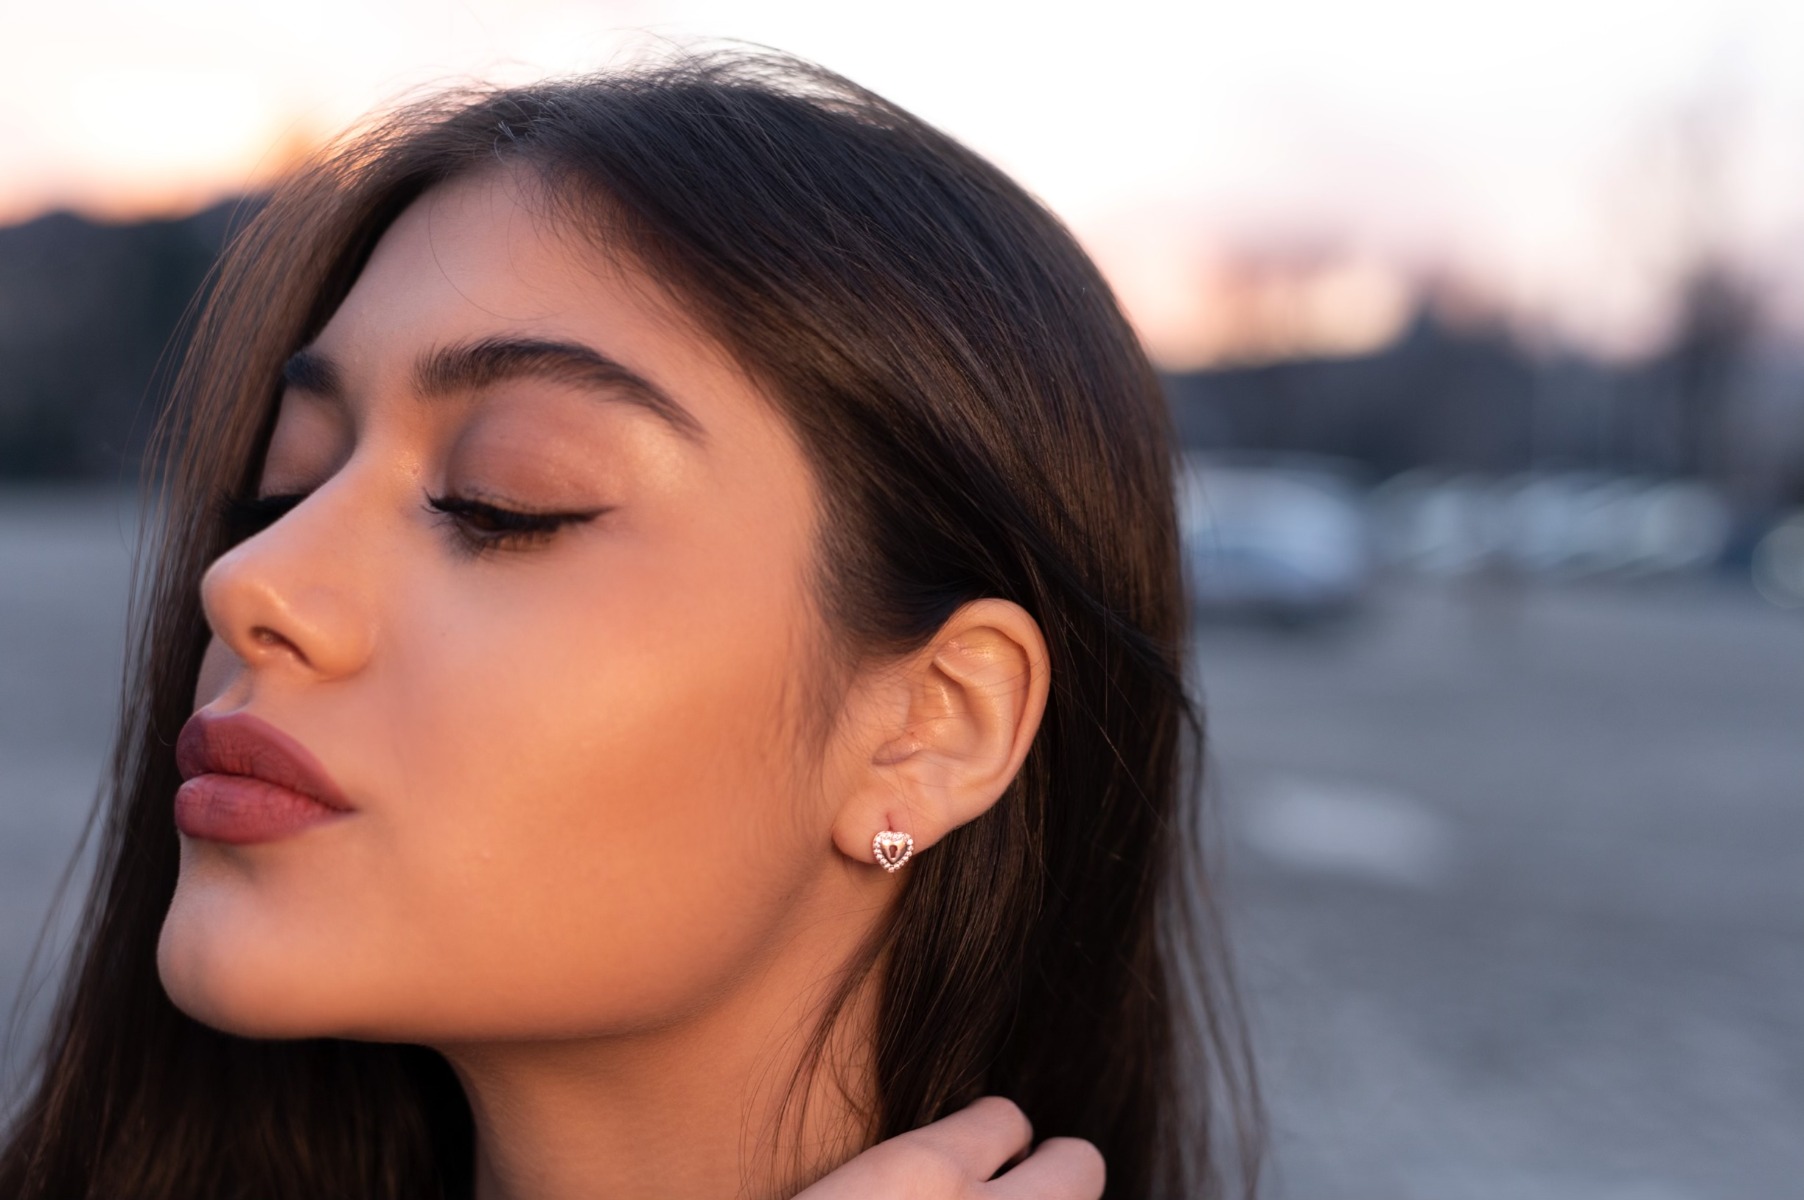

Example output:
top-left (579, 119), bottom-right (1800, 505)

top-left (829, 599), bottom-right (1050, 869)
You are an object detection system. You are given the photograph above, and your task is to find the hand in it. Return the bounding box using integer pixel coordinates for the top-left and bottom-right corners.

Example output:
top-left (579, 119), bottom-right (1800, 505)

top-left (794, 1095), bottom-right (1105, 1200)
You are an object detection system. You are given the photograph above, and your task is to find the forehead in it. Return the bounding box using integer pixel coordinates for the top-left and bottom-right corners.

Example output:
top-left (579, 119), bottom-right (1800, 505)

top-left (296, 162), bottom-right (824, 541)
top-left (321, 166), bottom-right (699, 374)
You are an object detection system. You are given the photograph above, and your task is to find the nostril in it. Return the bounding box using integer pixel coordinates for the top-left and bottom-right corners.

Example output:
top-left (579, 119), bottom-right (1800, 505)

top-left (249, 625), bottom-right (307, 664)
top-left (203, 545), bottom-right (373, 679)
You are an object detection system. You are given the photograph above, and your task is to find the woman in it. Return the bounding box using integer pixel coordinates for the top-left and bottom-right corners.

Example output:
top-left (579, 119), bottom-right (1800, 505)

top-left (0, 50), bottom-right (1258, 1199)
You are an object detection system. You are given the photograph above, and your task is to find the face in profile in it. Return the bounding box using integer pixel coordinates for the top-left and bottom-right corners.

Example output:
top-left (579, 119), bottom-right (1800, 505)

top-left (157, 166), bottom-right (873, 1043)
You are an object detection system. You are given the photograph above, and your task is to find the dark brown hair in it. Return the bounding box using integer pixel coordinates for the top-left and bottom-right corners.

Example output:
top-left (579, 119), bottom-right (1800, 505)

top-left (1, 49), bottom-right (1259, 1198)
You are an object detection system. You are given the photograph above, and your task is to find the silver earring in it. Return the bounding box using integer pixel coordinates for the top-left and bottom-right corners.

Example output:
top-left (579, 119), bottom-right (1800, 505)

top-left (872, 830), bottom-right (914, 872)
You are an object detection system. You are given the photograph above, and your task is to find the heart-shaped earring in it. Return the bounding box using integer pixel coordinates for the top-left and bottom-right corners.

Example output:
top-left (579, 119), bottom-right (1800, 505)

top-left (872, 830), bottom-right (914, 873)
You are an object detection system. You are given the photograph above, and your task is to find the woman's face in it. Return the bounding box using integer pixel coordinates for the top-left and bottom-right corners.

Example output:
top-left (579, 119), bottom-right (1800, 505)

top-left (158, 166), bottom-right (855, 1041)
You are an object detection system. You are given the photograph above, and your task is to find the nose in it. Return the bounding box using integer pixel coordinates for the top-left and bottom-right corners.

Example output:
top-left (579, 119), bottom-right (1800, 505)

top-left (199, 481), bottom-right (379, 682)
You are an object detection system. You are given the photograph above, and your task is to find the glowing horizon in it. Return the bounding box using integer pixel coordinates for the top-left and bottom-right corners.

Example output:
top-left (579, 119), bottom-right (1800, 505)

top-left (5, 0), bottom-right (1804, 365)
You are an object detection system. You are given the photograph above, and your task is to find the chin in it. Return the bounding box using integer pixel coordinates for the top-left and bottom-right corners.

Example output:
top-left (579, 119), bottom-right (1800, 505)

top-left (157, 882), bottom-right (360, 1040)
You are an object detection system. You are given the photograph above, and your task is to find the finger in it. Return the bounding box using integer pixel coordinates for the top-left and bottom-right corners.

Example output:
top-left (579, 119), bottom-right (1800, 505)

top-left (888, 1094), bottom-right (1035, 1183)
top-left (985, 1136), bottom-right (1106, 1200)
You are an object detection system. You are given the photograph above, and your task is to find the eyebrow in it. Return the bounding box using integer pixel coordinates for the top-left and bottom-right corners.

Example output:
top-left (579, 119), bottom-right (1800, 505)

top-left (279, 336), bottom-right (705, 441)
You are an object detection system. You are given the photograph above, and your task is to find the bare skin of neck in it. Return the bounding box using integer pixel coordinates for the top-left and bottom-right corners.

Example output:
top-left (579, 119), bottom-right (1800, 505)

top-left (442, 907), bottom-right (884, 1200)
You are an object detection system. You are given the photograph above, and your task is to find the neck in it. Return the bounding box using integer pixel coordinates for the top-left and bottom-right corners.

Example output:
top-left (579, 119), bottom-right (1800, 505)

top-left (441, 908), bottom-right (885, 1200)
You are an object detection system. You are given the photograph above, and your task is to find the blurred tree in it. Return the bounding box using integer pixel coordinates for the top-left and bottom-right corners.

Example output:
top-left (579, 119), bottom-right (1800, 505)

top-left (1660, 262), bottom-right (1760, 483)
top-left (0, 198), bottom-right (257, 480)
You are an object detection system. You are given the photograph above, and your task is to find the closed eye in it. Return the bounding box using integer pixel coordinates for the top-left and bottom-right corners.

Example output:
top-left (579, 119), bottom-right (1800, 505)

top-left (422, 490), bottom-right (609, 558)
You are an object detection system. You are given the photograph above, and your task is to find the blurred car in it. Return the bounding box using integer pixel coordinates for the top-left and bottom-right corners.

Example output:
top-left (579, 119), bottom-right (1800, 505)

top-left (1177, 453), bottom-right (1374, 626)
top-left (1751, 510), bottom-right (1804, 609)
top-left (1369, 469), bottom-right (1732, 578)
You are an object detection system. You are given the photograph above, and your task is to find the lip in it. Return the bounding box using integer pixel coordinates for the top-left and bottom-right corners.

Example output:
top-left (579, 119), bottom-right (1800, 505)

top-left (174, 710), bottom-right (353, 844)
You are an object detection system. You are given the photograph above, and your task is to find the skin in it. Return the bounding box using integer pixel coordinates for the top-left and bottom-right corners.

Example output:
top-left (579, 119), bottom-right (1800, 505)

top-left (155, 164), bottom-right (1100, 1199)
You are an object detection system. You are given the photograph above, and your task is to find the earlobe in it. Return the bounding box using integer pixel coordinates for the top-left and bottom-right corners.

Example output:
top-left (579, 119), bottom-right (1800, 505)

top-left (830, 599), bottom-right (1050, 870)
top-left (871, 830), bottom-right (914, 872)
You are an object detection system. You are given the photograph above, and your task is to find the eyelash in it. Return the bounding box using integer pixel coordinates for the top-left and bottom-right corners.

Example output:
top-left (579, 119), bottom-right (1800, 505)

top-left (213, 489), bottom-right (605, 558)
top-left (421, 490), bottom-right (606, 557)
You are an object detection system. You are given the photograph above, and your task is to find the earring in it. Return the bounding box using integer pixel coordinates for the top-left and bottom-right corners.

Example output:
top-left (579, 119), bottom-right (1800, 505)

top-left (872, 830), bottom-right (914, 873)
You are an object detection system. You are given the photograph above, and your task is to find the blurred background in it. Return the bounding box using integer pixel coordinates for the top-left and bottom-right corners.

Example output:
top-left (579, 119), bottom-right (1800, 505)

top-left (1, 2), bottom-right (1800, 1196)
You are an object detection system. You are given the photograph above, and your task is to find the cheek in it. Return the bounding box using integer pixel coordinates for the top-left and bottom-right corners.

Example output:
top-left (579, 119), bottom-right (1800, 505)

top-left (338, 547), bottom-right (831, 1037)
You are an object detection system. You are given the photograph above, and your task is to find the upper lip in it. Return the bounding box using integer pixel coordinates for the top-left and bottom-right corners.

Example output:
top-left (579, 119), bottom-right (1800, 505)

top-left (175, 710), bottom-right (352, 811)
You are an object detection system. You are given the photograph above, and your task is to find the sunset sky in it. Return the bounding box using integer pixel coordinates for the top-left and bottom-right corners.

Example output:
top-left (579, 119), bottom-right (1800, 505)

top-left (4, 0), bottom-right (1804, 365)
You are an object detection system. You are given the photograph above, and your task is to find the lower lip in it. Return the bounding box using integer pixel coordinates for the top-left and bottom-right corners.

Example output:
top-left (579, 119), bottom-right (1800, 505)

top-left (174, 774), bottom-right (350, 844)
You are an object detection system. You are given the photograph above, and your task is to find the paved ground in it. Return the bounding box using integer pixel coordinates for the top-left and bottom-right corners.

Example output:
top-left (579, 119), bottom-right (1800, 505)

top-left (0, 488), bottom-right (139, 1103)
top-left (1198, 578), bottom-right (1804, 1199)
top-left (1, 487), bottom-right (1799, 1197)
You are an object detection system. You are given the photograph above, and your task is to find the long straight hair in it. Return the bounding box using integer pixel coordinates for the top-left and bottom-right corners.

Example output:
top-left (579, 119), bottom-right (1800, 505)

top-left (1, 50), bottom-right (1260, 1199)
